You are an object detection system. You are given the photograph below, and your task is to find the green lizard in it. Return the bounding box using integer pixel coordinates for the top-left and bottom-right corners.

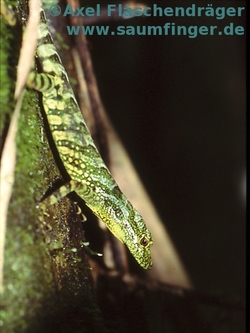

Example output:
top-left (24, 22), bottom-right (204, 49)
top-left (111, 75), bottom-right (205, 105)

top-left (1, 1), bottom-right (153, 269)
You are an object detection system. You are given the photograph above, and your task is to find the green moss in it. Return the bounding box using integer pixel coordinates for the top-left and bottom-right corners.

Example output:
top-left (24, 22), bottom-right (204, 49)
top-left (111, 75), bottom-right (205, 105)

top-left (1, 10), bottom-right (51, 332)
top-left (0, 16), bottom-right (16, 135)
top-left (0, 88), bottom-right (56, 333)
top-left (1, 2), bottom-right (108, 332)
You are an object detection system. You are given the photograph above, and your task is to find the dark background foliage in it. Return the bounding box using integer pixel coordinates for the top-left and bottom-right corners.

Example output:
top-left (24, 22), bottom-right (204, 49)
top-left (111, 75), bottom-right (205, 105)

top-left (87, 0), bottom-right (246, 297)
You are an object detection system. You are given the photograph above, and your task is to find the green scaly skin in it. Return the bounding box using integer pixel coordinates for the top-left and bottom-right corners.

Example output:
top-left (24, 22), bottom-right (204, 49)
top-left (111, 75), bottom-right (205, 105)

top-left (2, 4), bottom-right (153, 269)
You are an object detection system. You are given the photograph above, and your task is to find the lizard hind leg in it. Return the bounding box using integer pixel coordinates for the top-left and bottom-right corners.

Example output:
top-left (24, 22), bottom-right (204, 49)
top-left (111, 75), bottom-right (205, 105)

top-left (39, 179), bottom-right (82, 213)
top-left (38, 180), bottom-right (88, 239)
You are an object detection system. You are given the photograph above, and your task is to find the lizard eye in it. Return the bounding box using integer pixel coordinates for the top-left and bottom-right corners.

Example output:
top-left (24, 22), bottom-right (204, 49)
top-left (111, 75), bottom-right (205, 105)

top-left (139, 235), bottom-right (151, 248)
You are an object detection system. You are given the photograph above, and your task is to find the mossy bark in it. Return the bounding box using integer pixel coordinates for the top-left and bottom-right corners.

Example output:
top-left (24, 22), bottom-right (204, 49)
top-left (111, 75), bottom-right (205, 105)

top-left (0, 4), bottom-right (107, 333)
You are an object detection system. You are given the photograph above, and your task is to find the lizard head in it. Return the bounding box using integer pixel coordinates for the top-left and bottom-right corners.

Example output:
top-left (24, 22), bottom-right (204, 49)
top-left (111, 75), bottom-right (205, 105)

top-left (99, 199), bottom-right (153, 269)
